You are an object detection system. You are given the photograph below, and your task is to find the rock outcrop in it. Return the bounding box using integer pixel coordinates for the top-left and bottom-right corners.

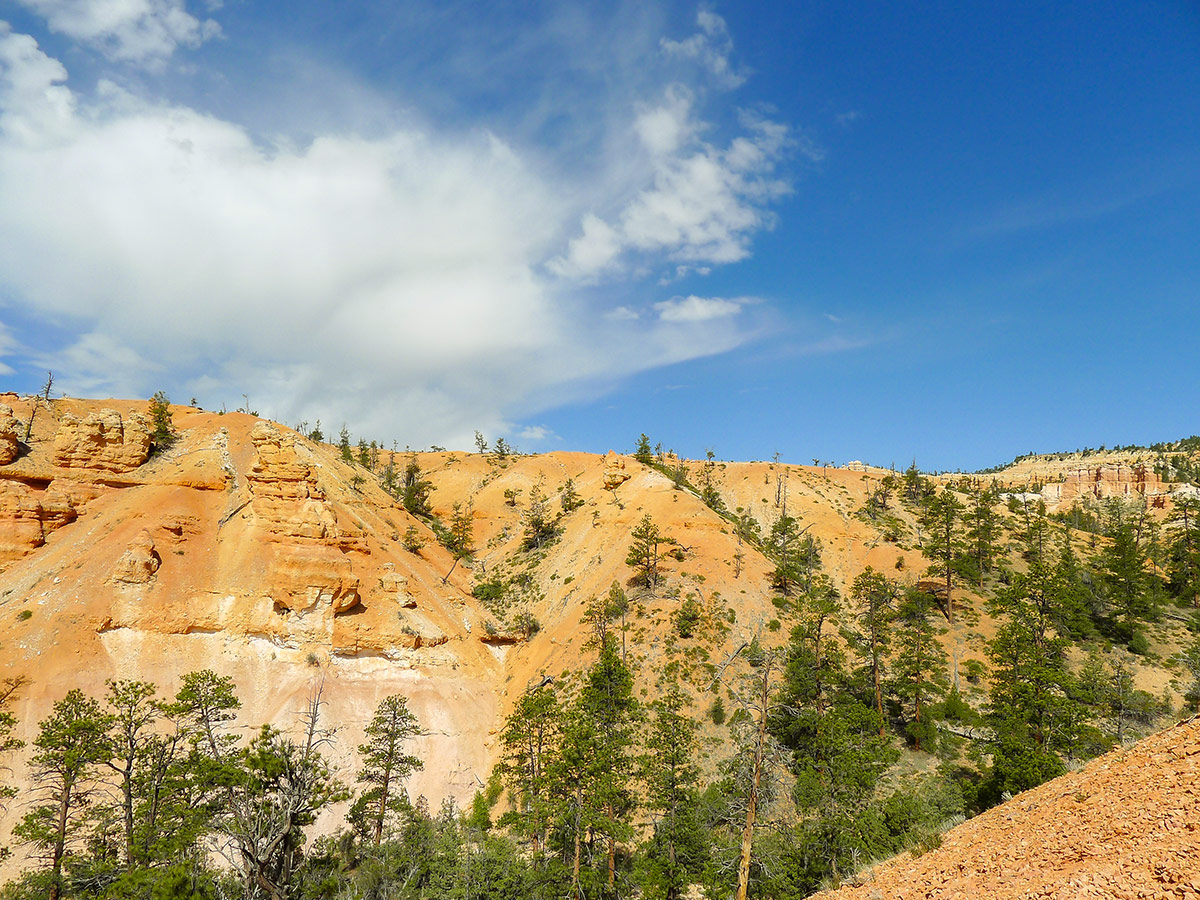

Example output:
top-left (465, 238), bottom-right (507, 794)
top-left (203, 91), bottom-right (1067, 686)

top-left (111, 529), bottom-right (161, 584)
top-left (267, 546), bottom-right (361, 613)
top-left (0, 405), bottom-right (20, 465)
top-left (52, 409), bottom-right (151, 472)
top-left (602, 450), bottom-right (631, 490)
top-left (0, 480), bottom-right (77, 564)
top-left (245, 423), bottom-right (339, 540)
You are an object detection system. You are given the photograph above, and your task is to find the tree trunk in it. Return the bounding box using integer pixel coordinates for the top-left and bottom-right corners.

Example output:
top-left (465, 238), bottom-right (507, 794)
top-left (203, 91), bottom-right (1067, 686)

top-left (49, 780), bottom-right (72, 900)
top-left (736, 666), bottom-right (771, 900)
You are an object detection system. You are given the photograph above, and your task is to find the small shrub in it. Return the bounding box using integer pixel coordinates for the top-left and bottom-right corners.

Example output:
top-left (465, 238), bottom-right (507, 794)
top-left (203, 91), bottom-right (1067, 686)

top-left (17, 609), bottom-right (32, 621)
top-left (675, 597), bottom-right (702, 638)
top-left (402, 526), bottom-right (425, 553)
top-left (305, 652), bottom-right (320, 667)
top-left (1128, 630), bottom-right (1151, 656)
top-left (709, 696), bottom-right (727, 725)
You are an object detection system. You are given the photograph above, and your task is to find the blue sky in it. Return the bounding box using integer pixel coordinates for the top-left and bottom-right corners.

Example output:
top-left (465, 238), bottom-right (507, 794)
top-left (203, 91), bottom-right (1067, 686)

top-left (0, 1), bottom-right (1197, 470)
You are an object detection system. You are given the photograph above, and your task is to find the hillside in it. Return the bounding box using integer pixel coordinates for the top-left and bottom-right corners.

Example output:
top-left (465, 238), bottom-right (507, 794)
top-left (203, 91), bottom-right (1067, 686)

top-left (1, 393), bottom-right (1198, 895)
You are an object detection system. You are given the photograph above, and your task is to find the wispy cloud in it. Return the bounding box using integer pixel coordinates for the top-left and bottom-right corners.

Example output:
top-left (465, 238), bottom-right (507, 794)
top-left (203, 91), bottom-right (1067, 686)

top-left (655, 295), bottom-right (746, 323)
top-left (661, 8), bottom-right (746, 89)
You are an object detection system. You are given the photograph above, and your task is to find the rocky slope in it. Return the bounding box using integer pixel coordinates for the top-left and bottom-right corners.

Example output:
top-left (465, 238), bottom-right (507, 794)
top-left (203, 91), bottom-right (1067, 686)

top-left (818, 715), bottom-right (1200, 900)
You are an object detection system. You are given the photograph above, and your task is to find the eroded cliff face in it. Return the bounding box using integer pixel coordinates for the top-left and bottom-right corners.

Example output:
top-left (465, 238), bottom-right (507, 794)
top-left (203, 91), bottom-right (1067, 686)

top-left (0, 395), bottom-right (505, 855)
top-left (1039, 463), bottom-right (1167, 504)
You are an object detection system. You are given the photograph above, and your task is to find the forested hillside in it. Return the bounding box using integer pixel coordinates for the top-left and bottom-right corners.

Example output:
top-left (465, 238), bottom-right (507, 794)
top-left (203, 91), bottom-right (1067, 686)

top-left (1, 394), bottom-right (1198, 899)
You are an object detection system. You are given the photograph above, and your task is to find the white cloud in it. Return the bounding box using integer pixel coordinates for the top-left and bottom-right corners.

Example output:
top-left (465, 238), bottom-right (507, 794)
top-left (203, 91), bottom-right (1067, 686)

top-left (14, 0), bottom-right (220, 65)
top-left (551, 90), bottom-right (793, 278)
top-left (516, 424), bottom-right (555, 442)
top-left (0, 27), bottom-right (767, 448)
top-left (655, 295), bottom-right (744, 323)
top-left (660, 8), bottom-right (746, 89)
top-left (605, 306), bottom-right (640, 321)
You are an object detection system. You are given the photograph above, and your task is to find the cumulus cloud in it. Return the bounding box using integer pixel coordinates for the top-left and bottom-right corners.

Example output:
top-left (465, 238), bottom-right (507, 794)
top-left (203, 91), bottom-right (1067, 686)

top-left (655, 295), bottom-right (744, 323)
top-left (550, 90), bottom-right (793, 278)
top-left (0, 26), bottom-right (766, 448)
top-left (13, 0), bottom-right (220, 65)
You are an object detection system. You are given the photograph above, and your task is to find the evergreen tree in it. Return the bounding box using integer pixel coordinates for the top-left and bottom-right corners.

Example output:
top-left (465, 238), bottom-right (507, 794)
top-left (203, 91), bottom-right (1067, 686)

top-left (497, 685), bottom-right (563, 858)
top-left (982, 553), bottom-right (1088, 803)
top-left (0, 677), bottom-right (26, 863)
top-left (102, 679), bottom-right (163, 871)
top-left (634, 434), bottom-right (653, 465)
top-left (639, 684), bottom-right (705, 900)
top-left (355, 695), bottom-right (423, 846)
top-left (224, 690), bottom-right (347, 898)
top-left (440, 502), bottom-right (475, 583)
top-left (964, 482), bottom-right (1003, 585)
top-left (919, 489), bottom-right (967, 621)
top-left (148, 391), bottom-right (175, 452)
top-left (765, 515), bottom-right (820, 597)
top-left (626, 514), bottom-right (672, 594)
top-left (1166, 497), bottom-right (1200, 607)
top-left (522, 483), bottom-right (558, 551)
top-left (560, 477), bottom-right (584, 513)
top-left (699, 449), bottom-right (725, 513)
top-left (1097, 504), bottom-right (1157, 636)
top-left (579, 638), bottom-right (639, 895)
top-left (14, 689), bottom-right (113, 900)
top-left (891, 588), bottom-right (948, 750)
top-left (847, 568), bottom-right (897, 732)
top-left (401, 454), bottom-right (434, 516)
top-left (338, 426), bottom-right (353, 463)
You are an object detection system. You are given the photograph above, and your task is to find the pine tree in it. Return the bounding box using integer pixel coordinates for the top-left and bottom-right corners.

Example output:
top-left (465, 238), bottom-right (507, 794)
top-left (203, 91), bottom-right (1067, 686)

top-left (560, 477), bottom-right (584, 513)
top-left (228, 693), bottom-right (347, 896)
top-left (0, 677), bottom-right (26, 863)
top-left (626, 514), bottom-right (672, 594)
top-left (639, 684), bottom-right (705, 900)
top-left (103, 680), bottom-right (164, 870)
top-left (497, 685), bottom-right (563, 858)
top-left (148, 391), bottom-right (175, 452)
top-left (440, 502), bottom-right (475, 583)
top-left (634, 434), bottom-right (653, 465)
top-left (338, 426), bottom-right (353, 463)
top-left (700, 449), bottom-right (725, 513)
top-left (579, 638), bottom-right (639, 895)
top-left (1097, 505), bottom-right (1157, 635)
top-left (356, 695), bottom-right (423, 845)
top-left (1167, 497), bottom-right (1200, 607)
top-left (965, 483), bottom-right (1003, 586)
top-left (847, 568), bottom-right (897, 733)
top-left (522, 483), bottom-right (558, 550)
top-left (891, 588), bottom-right (948, 750)
top-left (402, 454), bottom-right (434, 515)
top-left (765, 515), bottom-right (819, 597)
top-left (919, 489), bottom-right (967, 621)
top-left (982, 552), bottom-right (1087, 802)
top-left (15, 690), bottom-right (113, 900)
